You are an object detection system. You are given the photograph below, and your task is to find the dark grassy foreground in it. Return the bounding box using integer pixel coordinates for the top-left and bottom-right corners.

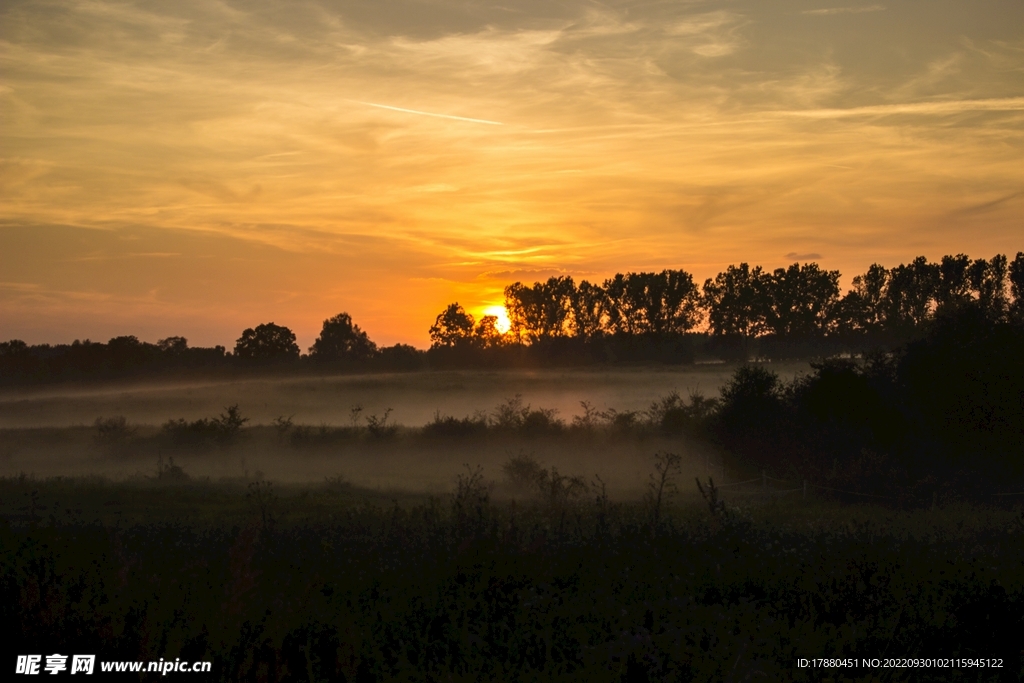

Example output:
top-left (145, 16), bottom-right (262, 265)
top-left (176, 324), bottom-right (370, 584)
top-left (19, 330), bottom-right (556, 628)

top-left (2, 476), bottom-right (1022, 682)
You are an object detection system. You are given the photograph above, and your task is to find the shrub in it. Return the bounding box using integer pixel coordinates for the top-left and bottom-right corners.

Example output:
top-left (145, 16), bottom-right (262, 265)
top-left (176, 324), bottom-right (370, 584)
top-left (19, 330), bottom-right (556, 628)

top-left (155, 456), bottom-right (189, 482)
top-left (490, 395), bottom-right (564, 434)
top-left (162, 404), bottom-right (249, 446)
top-left (648, 389), bottom-right (719, 435)
top-left (502, 452), bottom-right (547, 491)
top-left (491, 394), bottom-right (530, 430)
top-left (93, 416), bottom-right (136, 444)
top-left (502, 453), bottom-right (585, 507)
top-left (365, 408), bottom-right (398, 438)
top-left (422, 412), bottom-right (487, 438)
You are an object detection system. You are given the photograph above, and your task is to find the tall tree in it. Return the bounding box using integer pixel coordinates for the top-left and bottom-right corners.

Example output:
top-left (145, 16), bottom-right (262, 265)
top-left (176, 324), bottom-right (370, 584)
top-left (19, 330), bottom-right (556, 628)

top-left (604, 270), bottom-right (702, 335)
top-left (1009, 252), bottom-right (1024, 324)
top-left (504, 277), bottom-right (576, 343)
top-left (569, 280), bottom-right (608, 339)
top-left (761, 263), bottom-right (840, 336)
top-left (474, 315), bottom-right (505, 348)
top-left (935, 254), bottom-right (973, 313)
top-left (835, 263), bottom-right (888, 334)
top-left (235, 323), bottom-right (300, 361)
top-left (157, 336), bottom-right (189, 354)
top-left (880, 256), bottom-right (939, 332)
top-left (309, 313), bottom-right (377, 361)
top-left (702, 263), bottom-right (768, 337)
top-left (968, 255), bottom-right (1009, 322)
top-left (428, 303), bottom-right (476, 348)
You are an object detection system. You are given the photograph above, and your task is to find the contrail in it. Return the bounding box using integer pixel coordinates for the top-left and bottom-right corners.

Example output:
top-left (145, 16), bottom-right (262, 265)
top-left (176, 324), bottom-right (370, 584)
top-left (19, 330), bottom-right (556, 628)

top-left (347, 100), bottom-right (503, 125)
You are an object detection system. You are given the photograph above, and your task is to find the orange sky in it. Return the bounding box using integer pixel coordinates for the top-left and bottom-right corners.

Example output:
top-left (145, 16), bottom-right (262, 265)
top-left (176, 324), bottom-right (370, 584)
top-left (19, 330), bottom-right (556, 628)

top-left (2, 0), bottom-right (1022, 349)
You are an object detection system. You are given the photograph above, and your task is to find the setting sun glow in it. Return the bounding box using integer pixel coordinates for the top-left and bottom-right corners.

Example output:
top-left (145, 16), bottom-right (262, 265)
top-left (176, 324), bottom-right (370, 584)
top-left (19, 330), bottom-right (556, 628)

top-left (482, 306), bottom-right (512, 336)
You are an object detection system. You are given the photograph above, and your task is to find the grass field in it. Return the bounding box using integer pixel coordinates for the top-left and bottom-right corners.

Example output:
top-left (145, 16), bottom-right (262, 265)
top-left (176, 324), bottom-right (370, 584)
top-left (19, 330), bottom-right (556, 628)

top-left (2, 473), bottom-right (1021, 682)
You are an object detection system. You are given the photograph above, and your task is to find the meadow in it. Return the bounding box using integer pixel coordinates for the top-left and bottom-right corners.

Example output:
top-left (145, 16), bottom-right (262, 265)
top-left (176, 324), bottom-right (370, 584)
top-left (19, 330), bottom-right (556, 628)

top-left (2, 357), bottom-right (1022, 681)
top-left (2, 472), bottom-right (1021, 682)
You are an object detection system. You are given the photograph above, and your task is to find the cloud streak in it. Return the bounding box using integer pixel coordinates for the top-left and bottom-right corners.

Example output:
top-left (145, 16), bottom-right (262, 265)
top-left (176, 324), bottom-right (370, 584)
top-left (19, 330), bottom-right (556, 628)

top-left (801, 5), bottom-right (886, 16)
top-left (776, 97), bottom-right (1024, 118)
top-left (345, 100), bottom-right (504, 125)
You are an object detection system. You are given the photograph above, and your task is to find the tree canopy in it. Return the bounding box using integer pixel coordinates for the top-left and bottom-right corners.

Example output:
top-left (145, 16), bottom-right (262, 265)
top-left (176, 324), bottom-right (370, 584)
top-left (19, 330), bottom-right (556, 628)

top-left (309, 313), bottom-right (377, 361)
top-left (234, 322), bottom-right (300, 361)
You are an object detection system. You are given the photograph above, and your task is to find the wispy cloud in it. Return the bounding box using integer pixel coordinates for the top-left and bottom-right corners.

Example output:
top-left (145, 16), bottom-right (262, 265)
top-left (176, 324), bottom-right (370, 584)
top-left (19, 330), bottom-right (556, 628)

top-left (802, 5), bottom-right (886, 16)
top-left (775, 97), bottom-right (1024, 118)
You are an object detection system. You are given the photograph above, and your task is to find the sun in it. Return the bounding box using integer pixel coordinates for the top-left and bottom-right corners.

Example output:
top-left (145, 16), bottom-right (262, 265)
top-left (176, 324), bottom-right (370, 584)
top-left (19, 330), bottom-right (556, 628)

top-left (482, 305), bottom-right (511, 335)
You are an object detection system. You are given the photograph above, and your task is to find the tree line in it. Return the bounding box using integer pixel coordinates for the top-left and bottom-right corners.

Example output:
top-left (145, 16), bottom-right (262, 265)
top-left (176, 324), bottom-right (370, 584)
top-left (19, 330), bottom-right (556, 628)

top-left (0, 313), bottom-right (421, 384)
top-left (2, 252), bottom-right (1022, 383)
top-left (431, 252), bottom-right (1024, 349)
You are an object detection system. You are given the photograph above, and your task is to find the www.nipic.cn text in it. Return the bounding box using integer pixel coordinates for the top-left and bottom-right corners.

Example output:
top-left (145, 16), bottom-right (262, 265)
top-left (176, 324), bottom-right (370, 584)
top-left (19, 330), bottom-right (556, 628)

top-left (15, 655), bottom-right (213, 675)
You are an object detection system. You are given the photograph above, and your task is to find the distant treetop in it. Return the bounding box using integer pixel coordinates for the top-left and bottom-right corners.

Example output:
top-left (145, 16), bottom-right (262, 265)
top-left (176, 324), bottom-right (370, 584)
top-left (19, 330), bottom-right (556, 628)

top-left (234, 322), bottom-right (300, 361)
top-left (309, 312), bottom-right (377, 361)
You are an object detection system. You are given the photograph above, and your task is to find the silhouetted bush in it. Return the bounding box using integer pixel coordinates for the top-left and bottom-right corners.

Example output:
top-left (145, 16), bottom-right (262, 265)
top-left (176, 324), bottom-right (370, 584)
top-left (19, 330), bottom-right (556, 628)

top-left (421, 412), bottom-right (488, 438)
top-left (162, 405), bottom-right (249, 446)
top-left (93, 416), bottom-right (136, 445)
top-left (490, 394), bottom-right (564, 434)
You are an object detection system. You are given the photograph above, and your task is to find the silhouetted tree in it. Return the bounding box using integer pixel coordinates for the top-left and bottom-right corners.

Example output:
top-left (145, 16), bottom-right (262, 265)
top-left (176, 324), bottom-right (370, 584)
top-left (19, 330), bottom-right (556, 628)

top-left (880, 256), bottom-right (938, 333)
top-left (1010, 252), bottom-right (1024, 324)
top-left (968, 254), bottom-right (1009, 322)
top-left (935, 254), bottom-right (973, 314)
top-left (106, 335), bottom-right (154, 372)
top-left (235, 323), bottom-right (300, 361)
top-left (157, 336), bottom-right (189, 354)
top-left (836, 263), bottom-right (888, 334)
top-left (702, 263), bottom-right (768, 337)
top-left (761, 263), bottom-right (840, 336)
top-left (376, 343), bottom-right (424, 370)
top-left (309, 313), bottom-right (377, 361)
top-left (429, 303), bottom-right (476, 349)
top-left (569, 280), bottom-right (608, 338)
top-left (603, 270), bottom-right (702, 335)
top-left (504, 277), bottom-right (575, 343)
top-left (474, 315), bottom-right (505, 348)
top-left (0, 339), bottom-right (29, 356)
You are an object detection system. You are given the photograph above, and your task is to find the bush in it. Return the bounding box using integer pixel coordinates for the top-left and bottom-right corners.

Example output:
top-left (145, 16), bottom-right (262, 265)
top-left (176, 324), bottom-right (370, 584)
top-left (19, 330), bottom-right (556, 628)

top-left (162, 405), bottom-right (249, 446)
top-left (93, 416), bottom-right (136, 445)
top-left (422, 412), bottom-right (488, 438)
top-left (490, 395), bottom-right (564, 434)
top-left (502, 452), bottom-right (547, 491)
top-left (365, 408), bottom-right (398, 438)
top-left (502, 453), bottom-right (586, 507)
top-left (155, 456), bottom-right (189, 482)
top-left (647, 390), bottom-right (719, 435)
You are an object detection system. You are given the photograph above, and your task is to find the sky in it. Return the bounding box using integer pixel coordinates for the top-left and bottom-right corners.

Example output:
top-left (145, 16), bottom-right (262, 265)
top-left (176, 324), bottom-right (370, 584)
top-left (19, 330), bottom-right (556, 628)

top-left (1, 0), bottom-right (1022, 349)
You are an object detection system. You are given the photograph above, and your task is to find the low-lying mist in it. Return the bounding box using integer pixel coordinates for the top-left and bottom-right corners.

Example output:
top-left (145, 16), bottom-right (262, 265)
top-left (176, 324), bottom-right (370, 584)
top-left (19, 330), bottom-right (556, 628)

top-left (0, 367), bottom-right (780, 498)
top-left (0, 364), bottom-right (809, 428)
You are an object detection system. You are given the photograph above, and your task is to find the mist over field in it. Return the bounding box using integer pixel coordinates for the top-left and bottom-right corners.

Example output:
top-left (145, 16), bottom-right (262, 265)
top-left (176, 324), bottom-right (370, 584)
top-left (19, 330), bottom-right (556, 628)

top-left (0, 364), bottom-right (809, 428)
top-left (0, 364), bottom-right (807, 493)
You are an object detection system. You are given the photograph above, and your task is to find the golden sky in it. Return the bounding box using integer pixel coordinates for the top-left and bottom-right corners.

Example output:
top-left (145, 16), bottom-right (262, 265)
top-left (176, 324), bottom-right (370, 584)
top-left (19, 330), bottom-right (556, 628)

top-left (2, 0), bottom-right (1022, 348)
